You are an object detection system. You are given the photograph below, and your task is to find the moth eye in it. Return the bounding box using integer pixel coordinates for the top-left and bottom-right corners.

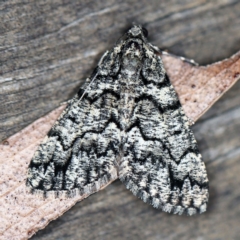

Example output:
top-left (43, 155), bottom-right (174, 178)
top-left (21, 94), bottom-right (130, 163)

top-left (142, 27), bottom-right (148, 38)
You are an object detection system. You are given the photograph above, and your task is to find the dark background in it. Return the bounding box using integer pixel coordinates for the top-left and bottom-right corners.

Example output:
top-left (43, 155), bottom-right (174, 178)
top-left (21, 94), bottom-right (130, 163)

top-left (0, 0), bottom-right (240, 239)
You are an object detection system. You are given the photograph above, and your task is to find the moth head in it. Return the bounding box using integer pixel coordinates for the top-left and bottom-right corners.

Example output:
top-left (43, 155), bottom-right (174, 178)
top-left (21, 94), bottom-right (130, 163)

top-left (115, 25), bottom-right (148, 46)
top-left (128, 25), bottom-right (148, 40)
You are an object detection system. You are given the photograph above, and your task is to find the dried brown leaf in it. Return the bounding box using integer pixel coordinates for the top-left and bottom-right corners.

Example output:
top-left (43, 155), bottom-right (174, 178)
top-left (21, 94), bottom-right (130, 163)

top-left (162, 51), bottom-right (240, 122)
top-left (0, 51), bottom-right (239, 239)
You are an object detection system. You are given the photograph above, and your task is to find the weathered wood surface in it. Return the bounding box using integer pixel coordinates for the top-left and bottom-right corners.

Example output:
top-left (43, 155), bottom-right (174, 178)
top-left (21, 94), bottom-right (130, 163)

top-left (0, 0), bottom-right (240, 239)
top-left (1, 0), bottom-right (240, 141)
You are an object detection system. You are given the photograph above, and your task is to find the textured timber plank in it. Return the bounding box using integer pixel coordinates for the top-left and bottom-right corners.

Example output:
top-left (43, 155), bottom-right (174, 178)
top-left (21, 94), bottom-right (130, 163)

top-left (0, 0), bottom-right (240, 240)
top-left (1, 0), bottom-right (240, 141)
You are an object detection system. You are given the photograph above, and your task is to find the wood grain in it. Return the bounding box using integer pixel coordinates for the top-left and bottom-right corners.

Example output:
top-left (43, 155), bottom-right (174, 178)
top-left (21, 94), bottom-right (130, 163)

top-left (1, 0), bottom-right (240, 141)
top-left (0, 0), bottom-right (240, 240)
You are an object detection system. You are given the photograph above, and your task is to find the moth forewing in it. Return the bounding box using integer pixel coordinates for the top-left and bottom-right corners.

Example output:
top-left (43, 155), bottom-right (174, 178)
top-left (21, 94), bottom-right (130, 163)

top-left (27, 25), bottom-right (209, 215)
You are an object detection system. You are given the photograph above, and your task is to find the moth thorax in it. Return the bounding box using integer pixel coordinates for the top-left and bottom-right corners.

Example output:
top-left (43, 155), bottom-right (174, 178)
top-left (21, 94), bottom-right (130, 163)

top-left (122, 49), bottom-right (142, 76)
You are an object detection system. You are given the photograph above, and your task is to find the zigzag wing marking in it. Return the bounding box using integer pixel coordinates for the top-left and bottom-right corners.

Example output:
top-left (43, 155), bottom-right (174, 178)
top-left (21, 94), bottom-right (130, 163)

top-left (119, 38), bottom-right (209, 215)
top-left (26, 48), bottom-right (122, 198)
top-left (27, 25), bottom-right (209, 216)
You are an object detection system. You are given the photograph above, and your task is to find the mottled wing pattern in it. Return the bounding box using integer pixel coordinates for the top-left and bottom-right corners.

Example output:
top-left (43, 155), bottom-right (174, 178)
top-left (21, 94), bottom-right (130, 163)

top-left (27, 25), bottom-right (209, 215)
top-left (27, 49), bottom-right (122, 197)
top-left (119, 47), bottom-right (209, 215)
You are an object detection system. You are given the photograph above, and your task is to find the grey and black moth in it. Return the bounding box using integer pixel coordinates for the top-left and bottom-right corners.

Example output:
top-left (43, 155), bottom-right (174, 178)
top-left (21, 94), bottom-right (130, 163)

top-left (26, 25), bottom-right (209, 215)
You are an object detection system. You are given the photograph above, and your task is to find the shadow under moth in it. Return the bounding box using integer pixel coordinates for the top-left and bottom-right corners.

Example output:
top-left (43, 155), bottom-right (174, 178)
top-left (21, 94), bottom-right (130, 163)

top-left (26, 25), bottom-right (209, 215)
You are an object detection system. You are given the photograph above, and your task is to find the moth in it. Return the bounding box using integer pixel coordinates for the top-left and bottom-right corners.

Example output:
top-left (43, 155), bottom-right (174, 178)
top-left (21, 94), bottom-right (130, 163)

top-left (26, 25), bottom-right (209, 215)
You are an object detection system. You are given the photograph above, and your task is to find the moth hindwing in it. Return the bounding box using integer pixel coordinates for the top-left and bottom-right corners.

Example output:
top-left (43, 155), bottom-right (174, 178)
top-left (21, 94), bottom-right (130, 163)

top-left (26, 25), bottom-right (209, 215)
